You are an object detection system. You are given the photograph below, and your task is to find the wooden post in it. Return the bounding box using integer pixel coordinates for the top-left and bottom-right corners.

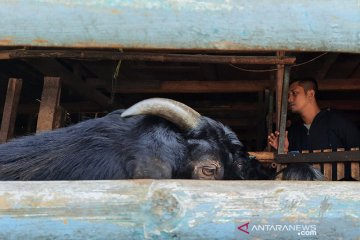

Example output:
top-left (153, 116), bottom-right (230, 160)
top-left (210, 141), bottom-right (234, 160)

top-left (0, 78), bottom-right (22, 143)
top-left (265, 89), bottom-right (274, 151)
top-left (256, 91), bottom-right (264, 150)
top-left (351, 147), bottom-right (360, 180)
top-left (36, 77), bottom-right (61, 133)
top-left (312, 150), bottom-right (322, 172)
top-left (323, 149), bottom-right (333, 181)
top-left (54, 106), bottom-right (66, 129)
top-left (336, 148), bottom-right (345, 180)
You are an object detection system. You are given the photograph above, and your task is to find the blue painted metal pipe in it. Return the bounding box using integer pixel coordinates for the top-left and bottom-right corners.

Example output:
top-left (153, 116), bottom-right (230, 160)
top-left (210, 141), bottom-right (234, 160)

top-left (0, 180), bottom-right (359, 239)
top-left (0, 0), bottom-right (359, 52)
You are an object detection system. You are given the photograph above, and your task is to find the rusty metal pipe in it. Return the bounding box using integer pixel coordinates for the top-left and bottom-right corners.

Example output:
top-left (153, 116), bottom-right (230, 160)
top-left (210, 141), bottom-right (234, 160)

top-left (0, 50), bottom-right (296, 65)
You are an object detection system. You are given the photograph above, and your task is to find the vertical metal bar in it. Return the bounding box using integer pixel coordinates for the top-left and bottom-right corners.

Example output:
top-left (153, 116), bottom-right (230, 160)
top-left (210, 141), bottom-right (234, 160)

top-left (277, 66), bottom-right (290, 154)
top-left (276, 51), bottom-right (285, 130)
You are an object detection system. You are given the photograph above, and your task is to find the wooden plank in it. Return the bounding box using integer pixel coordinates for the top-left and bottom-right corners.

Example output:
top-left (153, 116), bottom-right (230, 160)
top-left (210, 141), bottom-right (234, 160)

top-left (248, 151), bottom-right (274, 163)
top-left (276, 151), bottom-right (360, 163)
top-left (312, 150), bottom-right (322, 173)
top-left (315, 53), bottom-right (339, 81)
top-left (318, 78), bottom-right (360, 91)
top-left (318, 100), bottom-right (360, 111)
top-left (323, 149), bottom-right (332, 181)
top-left (54, 106), bottom-right (66, 129)
top-left (0, 78), bottom-right (22, 143)
top-left (25, 59), bottom-right (112, 109)
top-left (115, 80), bottom-right (272, 93)
top-left (351, 163), bottom-right (360, 180)
top-left (115, 78), bottom-right (360, 93)
top-left (275, 164), bottom-right (287, 180)
top-left (36, 77), bottom-right (61, 133)
top-left (351, 148), bottom-right (360, 180)
top-left (6, 98), bottom-right (360, 115)
top-left (0, 1), bottom-right (359, 52)
top-left (265, 89), bottom-right (274, 151)
top-left (336, 148), bottom-right (345, 180)
top-left (0, 180), bottom-right (359, 239)
top-left (1, 78), bottom-right (352, 97)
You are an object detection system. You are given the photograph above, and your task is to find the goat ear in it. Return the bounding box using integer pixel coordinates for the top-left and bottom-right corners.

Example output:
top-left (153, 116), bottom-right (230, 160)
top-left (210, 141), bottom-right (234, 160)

top-left (121, 98), bottom-right (201, 130)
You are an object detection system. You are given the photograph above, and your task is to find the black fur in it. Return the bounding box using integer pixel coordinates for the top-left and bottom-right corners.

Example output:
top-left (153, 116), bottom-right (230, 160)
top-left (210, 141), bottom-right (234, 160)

top-left (0, 109), bottom-right (249, 180)
top-left (0, 107), bottom-right (325, 181)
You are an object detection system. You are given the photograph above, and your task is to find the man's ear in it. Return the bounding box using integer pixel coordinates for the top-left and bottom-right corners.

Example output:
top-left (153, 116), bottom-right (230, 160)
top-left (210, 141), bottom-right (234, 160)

top-left (307, 89), bottom-right (315, 98)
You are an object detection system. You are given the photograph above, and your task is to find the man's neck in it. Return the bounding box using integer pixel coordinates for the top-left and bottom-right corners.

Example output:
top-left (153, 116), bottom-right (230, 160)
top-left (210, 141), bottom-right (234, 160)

top-left (300, 104), bottom-right (321, 124)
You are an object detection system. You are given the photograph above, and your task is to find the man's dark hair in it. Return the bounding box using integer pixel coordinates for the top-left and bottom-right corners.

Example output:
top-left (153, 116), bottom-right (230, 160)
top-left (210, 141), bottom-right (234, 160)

top-left (290, 78), bottom-right (318, 94)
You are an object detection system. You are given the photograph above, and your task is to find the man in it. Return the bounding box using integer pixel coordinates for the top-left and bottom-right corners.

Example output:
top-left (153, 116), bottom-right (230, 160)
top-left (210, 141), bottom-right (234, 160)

top-left (268, 79), bottom-right (360, 152)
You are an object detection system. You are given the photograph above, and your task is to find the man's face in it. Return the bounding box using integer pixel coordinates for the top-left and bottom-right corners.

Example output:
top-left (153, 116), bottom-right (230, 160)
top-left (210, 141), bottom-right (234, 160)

top-left (288, 82), bottom-right (311, 113)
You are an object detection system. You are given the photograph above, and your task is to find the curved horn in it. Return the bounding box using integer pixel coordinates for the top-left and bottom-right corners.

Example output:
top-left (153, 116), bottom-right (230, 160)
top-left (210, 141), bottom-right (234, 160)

top-left (121, 98), bottom-right (201, 130)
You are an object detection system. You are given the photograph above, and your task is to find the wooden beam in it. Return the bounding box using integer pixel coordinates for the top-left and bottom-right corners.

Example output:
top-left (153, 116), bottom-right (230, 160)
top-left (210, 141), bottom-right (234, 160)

top-left (0, 50), bottom-right (296, 65)
top-left (315, 53), bottom-right (339, 81)
top-left (115, 80), bottom-right (271, 93)
top-left (248, 151), bottom-right (275, 163)
top-left (0, 78), bottom-right (22, 143)
top-left (112, 78), bottom-right (360, 93)
top-left (36, 77), bottom-right (61, 133)
top-left (276, 150), bottom-right (360, 163)
top-left (6, 98), bottom-right (360, 115)
top-left (318, 100), bottom-right (360, 111)
top-left (25, 59), bottom-right (112, 109)
top-left (318, 78), bottom-right (360, 90)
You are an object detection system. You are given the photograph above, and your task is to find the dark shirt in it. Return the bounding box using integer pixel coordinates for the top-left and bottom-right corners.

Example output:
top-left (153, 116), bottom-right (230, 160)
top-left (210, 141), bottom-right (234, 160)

top-left (288, 109), bottom-right (360, 152)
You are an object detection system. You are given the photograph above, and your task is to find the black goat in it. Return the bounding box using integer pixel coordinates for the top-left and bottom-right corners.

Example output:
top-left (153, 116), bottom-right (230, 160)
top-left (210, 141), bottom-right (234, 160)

top-left (0, 98), bottom-right (324, 181)
top-left (0, 98), bottom-right (249, 180)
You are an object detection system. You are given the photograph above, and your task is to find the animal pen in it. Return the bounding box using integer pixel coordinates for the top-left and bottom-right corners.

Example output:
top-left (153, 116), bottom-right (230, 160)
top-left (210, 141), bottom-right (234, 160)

top-left (0, 0), bottom-right (359, 239)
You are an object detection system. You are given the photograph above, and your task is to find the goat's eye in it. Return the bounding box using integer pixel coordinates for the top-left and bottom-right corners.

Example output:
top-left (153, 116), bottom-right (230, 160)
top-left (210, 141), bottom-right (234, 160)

top-left (236, 162), bottom-right (244, 168)
top-left (202, 167), bottom-right (216, 176)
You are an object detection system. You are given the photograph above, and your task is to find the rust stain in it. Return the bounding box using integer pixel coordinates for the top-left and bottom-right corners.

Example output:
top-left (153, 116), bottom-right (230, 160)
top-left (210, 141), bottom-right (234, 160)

top-left (32, 39), bottom-right (49, 44)
top-left (0, 196), bottom-right (11, 209)
top-left (274, 188), bottom-right (285, 194)
top-left (0, 39), bottom-right (13, 45)
top-left (111, 9), bottom-right (122, 14)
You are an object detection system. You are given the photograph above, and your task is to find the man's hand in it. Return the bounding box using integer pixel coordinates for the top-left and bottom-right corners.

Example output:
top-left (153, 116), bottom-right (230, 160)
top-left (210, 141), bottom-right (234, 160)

top-left (267, 131), bottom-right (289, 152)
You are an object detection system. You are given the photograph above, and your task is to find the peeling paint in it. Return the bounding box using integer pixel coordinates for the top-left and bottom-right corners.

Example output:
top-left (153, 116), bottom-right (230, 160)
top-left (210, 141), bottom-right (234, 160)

top-left (32, 39), bottom-right (49, 44)
top-left (0, 39), bottom-right (13, 45)
top-left (0, 1), bottom-right (359, 52)
top-left (319, 196), bottom-right (332, 218)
